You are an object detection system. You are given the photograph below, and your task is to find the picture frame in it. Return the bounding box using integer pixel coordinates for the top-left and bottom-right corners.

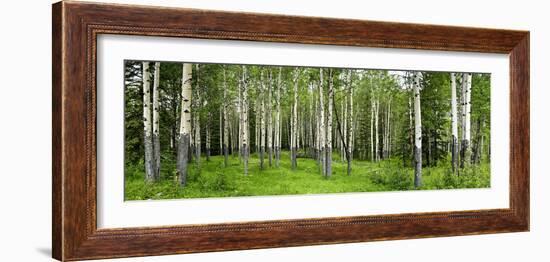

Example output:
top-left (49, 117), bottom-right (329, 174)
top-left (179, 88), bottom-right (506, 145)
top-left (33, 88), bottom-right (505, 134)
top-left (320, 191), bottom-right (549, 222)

top-left (52, 1), bottom-right (529, 261)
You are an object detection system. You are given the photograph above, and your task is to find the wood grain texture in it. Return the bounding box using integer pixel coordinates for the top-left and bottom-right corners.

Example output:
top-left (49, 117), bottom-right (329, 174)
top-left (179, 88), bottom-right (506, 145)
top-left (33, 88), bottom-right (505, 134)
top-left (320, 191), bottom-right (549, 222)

top-left (52, 2), bottom-right (63, 260)
top-left (52, 1), bottom-right (530, 261)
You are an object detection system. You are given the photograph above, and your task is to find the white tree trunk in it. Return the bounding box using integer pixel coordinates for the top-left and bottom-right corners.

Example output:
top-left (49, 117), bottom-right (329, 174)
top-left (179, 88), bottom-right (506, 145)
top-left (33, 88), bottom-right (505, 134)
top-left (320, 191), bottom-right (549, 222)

top-left (319, 69), bottom-right (326, 176)
top-left (177, 63), bottom-right (192, 186)
top-left (222, 67), bottom-right (229, 167)
top-left (275, 67), bottom-right (282, 167)
top-left (343, 95), bottom-right (348, 162)
top-left (142, 62), bottom-right (155, 182)
top-left (347, 70), bottom-right (354, 175)
top-left (375, 99), bottom-right (379, 162)
top-left (325, 69), bottom-right (333, 178)
top-left (260, 70), bottom-right (266, 169)
top-left (450, 73), bottom-right (459, 172)
top-left (238, 74), bottom-right (242, 161)
top-left (408, 91), bottom-right (414, 166)
top-left (152, 62), bottom-right (161, 180)
top-left (413, 72), bottom-right (422, 188)
top-left (241, 66), bottom-right (249, 175)
top-left (194, 64), bottom-right (201, 165)
top-left (291, 68), bottom-right (300, 169)
top-left (206, 114), bottom-right (211, 161)
top-left (461, 72), bottom-right (472, 168)
top-left (255, 92), bottom-right (260, 153)
top-left (315, 95), bottom-right (320, 164)
top-left (370, 82), bottom-right (376, 162)
top-left (309, 82), bottom-right (315, 158)
top-left (388, 100), bottom-right (392, 157)
top-left (384, 98), bottom-right (392, 159)
top-left (267, 70), bottom-right (273, 167)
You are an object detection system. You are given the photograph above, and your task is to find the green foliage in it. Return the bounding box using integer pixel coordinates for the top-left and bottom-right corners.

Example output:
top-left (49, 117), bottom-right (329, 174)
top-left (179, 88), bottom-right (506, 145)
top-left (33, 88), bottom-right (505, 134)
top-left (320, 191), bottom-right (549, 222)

top-left (124, 60), bottom-right (492, 199)
top-left (419, 157), bottom-right (490, 190)
top-left (125, 151), bottom-right (489, 200)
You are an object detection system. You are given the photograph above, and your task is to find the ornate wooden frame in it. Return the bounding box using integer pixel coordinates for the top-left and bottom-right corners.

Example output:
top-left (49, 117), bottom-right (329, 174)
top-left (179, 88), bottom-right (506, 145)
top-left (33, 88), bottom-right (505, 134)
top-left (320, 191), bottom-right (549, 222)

top-left (52, 1), bottom-right (530, 261)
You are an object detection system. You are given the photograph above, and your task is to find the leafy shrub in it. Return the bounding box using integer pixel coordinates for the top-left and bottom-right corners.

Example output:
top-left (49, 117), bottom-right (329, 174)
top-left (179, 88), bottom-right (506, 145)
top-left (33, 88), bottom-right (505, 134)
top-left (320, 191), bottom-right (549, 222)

top-left (369, 167), bottom-right (412, 191)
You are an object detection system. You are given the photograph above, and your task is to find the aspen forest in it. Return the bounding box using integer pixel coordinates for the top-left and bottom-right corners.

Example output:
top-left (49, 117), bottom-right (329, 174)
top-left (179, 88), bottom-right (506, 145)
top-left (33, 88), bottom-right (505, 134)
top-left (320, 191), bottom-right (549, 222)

top-left (124, 61), bottom-right (491, 200)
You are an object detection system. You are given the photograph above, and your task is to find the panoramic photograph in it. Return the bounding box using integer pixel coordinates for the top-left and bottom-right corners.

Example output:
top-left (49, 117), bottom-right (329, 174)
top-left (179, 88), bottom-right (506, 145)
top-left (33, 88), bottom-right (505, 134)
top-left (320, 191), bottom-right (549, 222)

top-left (124, 61), bottom-right (491, 200)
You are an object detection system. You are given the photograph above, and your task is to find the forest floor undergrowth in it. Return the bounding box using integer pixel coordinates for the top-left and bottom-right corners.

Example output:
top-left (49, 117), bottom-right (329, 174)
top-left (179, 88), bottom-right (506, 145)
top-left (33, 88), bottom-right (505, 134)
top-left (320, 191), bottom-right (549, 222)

top-left (125, 151), bottom-right (490, 200)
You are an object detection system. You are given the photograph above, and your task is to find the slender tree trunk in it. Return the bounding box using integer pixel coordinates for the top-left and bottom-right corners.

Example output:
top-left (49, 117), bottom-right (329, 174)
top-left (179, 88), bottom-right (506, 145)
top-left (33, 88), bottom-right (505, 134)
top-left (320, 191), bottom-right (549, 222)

top-left (472, 117), bottom-right (483, 164)
top-left (260, 70), bottom-right (266, 169)
top-left (190, 118), bottom-right (194, 163)
top-left (387, 98), bottom-right (392, 157)
top-left (332, 92), bottom-right (350, 167)
top-left (460, 73), bottom-right (472, 168)
top-left (255, 93), bottom-right (260, 154)
top-left (315, 97), bottom-right (320, 165)
top-left (482, 121), bottom-right (486, 162)
top-left (241, 66), bottom-right (249, 175)
top-left (177, 63), bottom-right (192, 186)
top-left (325, 69), bottom-right (334, 178)
top-left (171, 83), bottom-right (178, 152)
top-left (152, 62), bottom-right (161, 180)
top-left (194, 65), bottom-right (201, 165)
top-left (222, 67), bottom-right (229, 167)
top-left (267, 70), bottom-right (273, 167)
top-left (450, 73), bottom-right (459, 172)
top-left (206, 115), bottom-right (211, 161)
top-left (346, 70), bottom-right (353, 175)
top-left (297, 109), bottom-right (301, 151)
top-left (341, 95), bottom-right (345, 162)
top-left (291, 68), bottom-right (300, 169)
top-left (238, 75), bottom-right (242, 162)
top-left (275, 67), bottom-right (282, 167)
top-left (142, 62), bottom-right (155, 182)
top-left (343, 95), bottom-right (348, 162)
top-left (375, 99), bottom-right (379, 162)
top-left (382, 98), bottom-right (389, 159)
top-left (408, 93), bottom-right (414, 167)
top-left (426, 133), bottom-right (431, 167)
top-left (288, 117), bottom-right (291, 151)
top-left (309, 83), bottom-right (315, 159)
top-left (370, 82), bottom-right (374, 162)
top-left (228, 115), bottom-right (233, 155)
top-left (319, 69), bottom-right (326, 176)
top-left (413, 72), bottom-right (422, 188)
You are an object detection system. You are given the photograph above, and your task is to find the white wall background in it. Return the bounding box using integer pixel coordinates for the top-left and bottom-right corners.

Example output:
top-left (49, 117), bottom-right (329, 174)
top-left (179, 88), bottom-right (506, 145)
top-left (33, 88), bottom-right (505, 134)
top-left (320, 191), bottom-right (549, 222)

top-left (0, 0), bottom-right (546, 261)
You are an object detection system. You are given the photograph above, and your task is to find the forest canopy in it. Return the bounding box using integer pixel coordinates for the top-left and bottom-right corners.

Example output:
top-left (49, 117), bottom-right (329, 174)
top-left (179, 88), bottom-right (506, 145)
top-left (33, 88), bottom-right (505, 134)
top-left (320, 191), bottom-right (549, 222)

top-left (124, 61), bottom-right (490, 200)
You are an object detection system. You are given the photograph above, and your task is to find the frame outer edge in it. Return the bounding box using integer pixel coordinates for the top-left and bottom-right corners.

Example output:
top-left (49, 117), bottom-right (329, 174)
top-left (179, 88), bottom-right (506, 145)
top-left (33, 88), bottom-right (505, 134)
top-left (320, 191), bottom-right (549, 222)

top-left (52, 1), bottom-right (531, 260)
top-left (510, 33), bottom-right (530, 229)
top-left (52, 1), bottom-right (64, 261)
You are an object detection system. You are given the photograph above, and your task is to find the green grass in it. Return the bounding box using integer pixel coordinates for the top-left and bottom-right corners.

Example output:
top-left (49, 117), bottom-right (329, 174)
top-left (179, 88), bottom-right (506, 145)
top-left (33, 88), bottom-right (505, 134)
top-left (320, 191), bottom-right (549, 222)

top-left (124, 151), bottom-right (490, 200)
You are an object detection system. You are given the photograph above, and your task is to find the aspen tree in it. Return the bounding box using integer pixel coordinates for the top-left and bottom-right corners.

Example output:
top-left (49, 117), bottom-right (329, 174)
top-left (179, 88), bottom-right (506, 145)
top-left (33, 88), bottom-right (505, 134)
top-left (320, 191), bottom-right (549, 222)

top-left (241, 66), bottom-right (250, 175)
top-left (347, 70), bottom-right (354, 175)
top-left (275, 67), bottom-right (282, 167)
top-left (461, 72), bottom-right (472, 168)
top-left (142, 62), bottom-right (155, 182)
top-left (152, 62), bottom-right (161, 180)
top-left (450, 73), bottom-right (459, 172)
top-left (291, 68), bottom-right (300, 169)
top-left (325, 69), bottom-right (334, 177)
top-left (319, 69), bottom-right (326, 176)
top-left (176, 63), bottom-right (192, 186)
top-left (260, 70), bottom-right (266, 169)
top-left (194, 64), bottom-right (201, 164)
top-left (413, 72), bottom-right (423, 188)
top-left (222, 67), bottom-right (229, 167)
top-left (267, 70), bottom-right (273, 167)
